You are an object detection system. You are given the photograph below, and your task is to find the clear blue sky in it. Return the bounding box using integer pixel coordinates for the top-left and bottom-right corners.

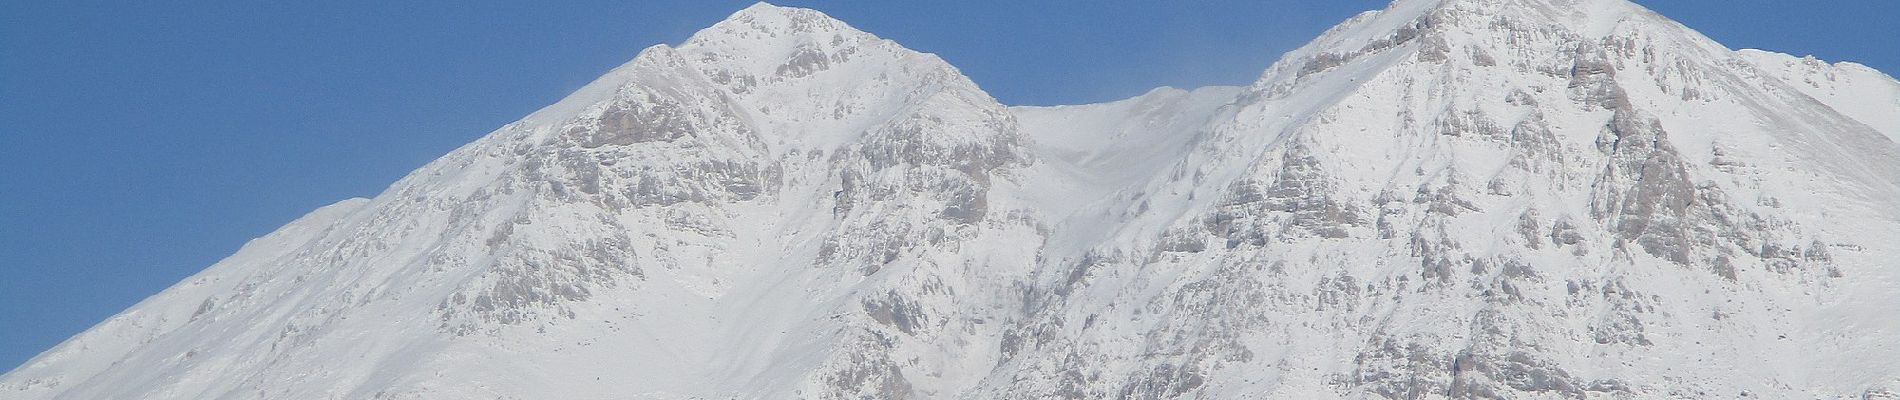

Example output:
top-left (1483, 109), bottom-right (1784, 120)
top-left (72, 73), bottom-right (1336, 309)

top-left (2, 0), bottom-right (1895, 371)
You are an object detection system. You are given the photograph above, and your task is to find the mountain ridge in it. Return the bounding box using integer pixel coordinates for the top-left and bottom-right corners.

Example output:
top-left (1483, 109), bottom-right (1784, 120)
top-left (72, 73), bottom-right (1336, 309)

top-left (7, 1), bottom-right (1900, 398)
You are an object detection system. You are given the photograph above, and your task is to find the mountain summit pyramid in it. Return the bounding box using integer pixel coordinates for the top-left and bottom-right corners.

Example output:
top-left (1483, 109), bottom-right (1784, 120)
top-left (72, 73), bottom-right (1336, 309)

top-left (8, 0), bottom-right (1900, 398)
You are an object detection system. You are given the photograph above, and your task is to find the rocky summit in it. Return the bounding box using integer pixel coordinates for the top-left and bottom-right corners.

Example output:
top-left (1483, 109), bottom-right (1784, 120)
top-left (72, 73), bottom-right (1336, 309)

top-left (6, 0), bottom-right (1900, 398)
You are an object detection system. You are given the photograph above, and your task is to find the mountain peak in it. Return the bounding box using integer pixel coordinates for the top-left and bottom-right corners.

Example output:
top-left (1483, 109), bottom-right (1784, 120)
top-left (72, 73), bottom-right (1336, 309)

top-left (1250, 0), bottom-right (1719, 93)
top-left (728, 1), bottom-right (805, 19)
top-left (688, 2), bottom-right (862, 46)
top-left (734, 1), bottom-right (785, 15)
top-left (672, 2), bottom-right (949, 92)
top-left (8, 2), bottom-right (1900, 399)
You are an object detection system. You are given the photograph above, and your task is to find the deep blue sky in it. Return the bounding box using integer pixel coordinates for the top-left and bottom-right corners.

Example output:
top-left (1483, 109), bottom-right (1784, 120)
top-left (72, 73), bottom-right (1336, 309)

top-left (2, 0), bottom-right (1896, 371)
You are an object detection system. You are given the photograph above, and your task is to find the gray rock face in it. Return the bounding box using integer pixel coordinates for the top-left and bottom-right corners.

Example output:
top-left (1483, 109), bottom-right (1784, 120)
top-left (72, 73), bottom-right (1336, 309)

top-left (7, 1), bottom-right (1900, 399)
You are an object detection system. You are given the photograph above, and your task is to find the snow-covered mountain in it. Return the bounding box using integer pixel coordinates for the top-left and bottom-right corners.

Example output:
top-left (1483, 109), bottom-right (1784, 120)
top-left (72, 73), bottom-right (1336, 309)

top-left (7, 0), bottom-right (1900, 398)
top-left (1738, 49), bottom-right (1900, 143)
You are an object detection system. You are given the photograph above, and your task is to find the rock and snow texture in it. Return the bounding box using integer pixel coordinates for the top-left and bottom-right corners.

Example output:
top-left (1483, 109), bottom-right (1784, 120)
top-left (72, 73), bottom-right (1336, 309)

top-left (6, 0), bottom-right (1900, 398)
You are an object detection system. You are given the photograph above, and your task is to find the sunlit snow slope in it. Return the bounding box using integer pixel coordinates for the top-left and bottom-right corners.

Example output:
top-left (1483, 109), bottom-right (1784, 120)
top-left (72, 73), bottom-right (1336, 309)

top-left (7, 0), bottom-right (1900, 399)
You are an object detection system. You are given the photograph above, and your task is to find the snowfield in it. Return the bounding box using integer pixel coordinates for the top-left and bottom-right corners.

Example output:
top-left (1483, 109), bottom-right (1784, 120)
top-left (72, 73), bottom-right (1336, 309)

top-left (7, 0), bottom-right (1900, 398)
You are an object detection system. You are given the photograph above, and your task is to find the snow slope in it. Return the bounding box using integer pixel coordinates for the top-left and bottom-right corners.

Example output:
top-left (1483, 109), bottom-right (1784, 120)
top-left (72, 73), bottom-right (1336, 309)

top-left (1737, 49), bottom-right (1900, 143)
top-left (7, 1), bottom-right (1900, 399)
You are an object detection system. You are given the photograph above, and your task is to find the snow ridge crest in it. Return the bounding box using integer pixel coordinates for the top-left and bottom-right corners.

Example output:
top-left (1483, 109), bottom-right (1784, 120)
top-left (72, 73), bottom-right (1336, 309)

top-left (7, 1), bottom-right (1900, 399)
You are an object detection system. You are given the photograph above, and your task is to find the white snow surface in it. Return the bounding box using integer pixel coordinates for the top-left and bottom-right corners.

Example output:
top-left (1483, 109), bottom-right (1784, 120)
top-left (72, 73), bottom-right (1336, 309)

top-left (1737, 49), bottom-right (1900, 143)
top-left (7, 0), bottom-right (1900, 399)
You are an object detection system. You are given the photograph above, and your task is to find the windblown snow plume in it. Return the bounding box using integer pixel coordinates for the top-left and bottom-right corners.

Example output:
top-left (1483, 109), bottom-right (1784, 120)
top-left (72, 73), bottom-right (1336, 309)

top-left (7, 0), bottom-right (1900, 398)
